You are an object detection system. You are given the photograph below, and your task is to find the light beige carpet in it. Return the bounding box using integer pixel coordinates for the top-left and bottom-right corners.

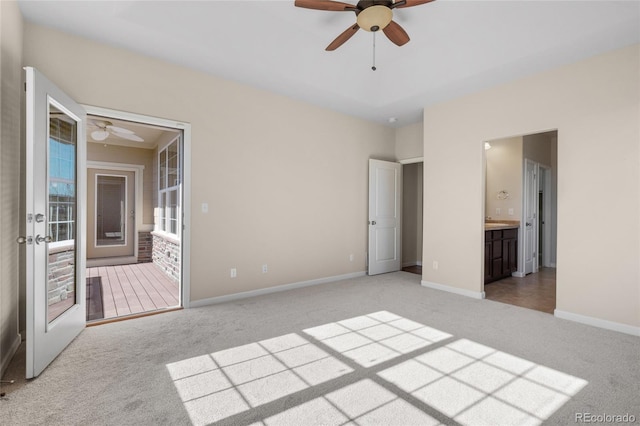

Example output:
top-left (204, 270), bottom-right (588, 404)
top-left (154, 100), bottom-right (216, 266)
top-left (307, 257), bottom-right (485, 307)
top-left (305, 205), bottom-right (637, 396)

top-left (2, 272), bottom-right (639, 425)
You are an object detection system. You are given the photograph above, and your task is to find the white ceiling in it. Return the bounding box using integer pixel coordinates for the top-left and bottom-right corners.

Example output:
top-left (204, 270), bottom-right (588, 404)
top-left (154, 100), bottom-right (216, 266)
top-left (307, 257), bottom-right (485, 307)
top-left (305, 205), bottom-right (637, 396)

top-left (87, 115), bottom-right (179, 149)
top-left (18, 1), bottom-right (640, 127)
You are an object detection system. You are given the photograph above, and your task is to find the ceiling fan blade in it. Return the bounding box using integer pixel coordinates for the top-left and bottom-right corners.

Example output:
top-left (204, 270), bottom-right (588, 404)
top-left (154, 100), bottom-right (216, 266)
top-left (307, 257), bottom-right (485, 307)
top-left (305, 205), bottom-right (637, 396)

top-left (295, 0), bottom-right (357, 12)
top-left (326, 24), bottom-right (360, 51)
top-left (111, 131), bottom-right (144, 142)
top-left (383, 20), bottom-right (410, 46)
top-left (391, 0), bottom-right (435, 9)
top-left (106, 125), bottom-right (135, 135)
top-left (90, 119), bottom-right (108, 129)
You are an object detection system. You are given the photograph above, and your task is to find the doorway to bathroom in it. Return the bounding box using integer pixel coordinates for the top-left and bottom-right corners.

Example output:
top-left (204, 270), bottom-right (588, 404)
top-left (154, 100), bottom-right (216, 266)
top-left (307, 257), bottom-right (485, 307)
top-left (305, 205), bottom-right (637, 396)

top-left (483, 130), bottom-right (558, 313)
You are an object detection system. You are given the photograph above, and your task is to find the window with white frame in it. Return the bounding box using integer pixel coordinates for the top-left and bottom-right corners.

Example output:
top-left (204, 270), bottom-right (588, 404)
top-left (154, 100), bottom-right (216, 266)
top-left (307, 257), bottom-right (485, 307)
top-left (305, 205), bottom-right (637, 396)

top-left (49, 117), bottom-right (76, 243)
top-left (157, 136), bottom-right (181, 237)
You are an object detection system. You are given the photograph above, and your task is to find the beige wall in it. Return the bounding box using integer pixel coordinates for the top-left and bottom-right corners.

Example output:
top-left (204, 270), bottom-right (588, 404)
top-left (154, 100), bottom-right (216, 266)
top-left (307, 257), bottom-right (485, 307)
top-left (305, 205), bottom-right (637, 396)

top-left (523, 131), bottom-right (553, 166)
top-left (402, 162), bottom-right (423, 266)
top-left (0, 0), bottom-right (23, 375)
top-left (485, 137), bottom-right (523, 221)
top-left (395, 121), bottom-right (424, 160)
top-left (423, 44), bottom-right (640, 328)
top-left (23, 24), bottom-right (395, 302)
top-left (87, 143), bottom-right (155, 225)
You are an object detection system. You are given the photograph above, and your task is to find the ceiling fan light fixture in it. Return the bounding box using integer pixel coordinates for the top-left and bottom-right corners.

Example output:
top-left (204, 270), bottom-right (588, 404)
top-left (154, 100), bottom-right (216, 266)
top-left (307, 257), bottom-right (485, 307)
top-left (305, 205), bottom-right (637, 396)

top-left (91, 129), bottom-right (109, 141)
top-left (357, 5), bottom-right (393, 32)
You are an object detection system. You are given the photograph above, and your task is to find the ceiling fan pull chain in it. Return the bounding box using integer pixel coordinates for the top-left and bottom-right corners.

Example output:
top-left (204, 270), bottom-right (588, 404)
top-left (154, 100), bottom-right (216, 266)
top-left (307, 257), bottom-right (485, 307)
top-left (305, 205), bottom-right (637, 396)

top-left (372, 31), bottom-right (377, 71)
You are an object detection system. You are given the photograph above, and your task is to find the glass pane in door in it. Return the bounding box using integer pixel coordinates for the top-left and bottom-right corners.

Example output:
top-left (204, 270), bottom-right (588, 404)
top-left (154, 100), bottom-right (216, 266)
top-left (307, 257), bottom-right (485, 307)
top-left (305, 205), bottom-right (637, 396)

top-left (167, 140), bottom-right (179, 187)
top-left (47, 104), bottom-right (78, 323)
top-left (96, 175), bottom-right (126, 246)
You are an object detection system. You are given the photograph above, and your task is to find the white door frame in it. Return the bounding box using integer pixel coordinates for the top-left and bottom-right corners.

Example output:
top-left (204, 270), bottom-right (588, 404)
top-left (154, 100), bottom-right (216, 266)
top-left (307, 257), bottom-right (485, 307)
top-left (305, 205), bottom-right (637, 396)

top-left (538, 165), bottom-right (552, 268)
top-left (83, 105), bottom-right (192, 308)
top-left (87, 162), bottom-right (144, 262)
top-left (523, 158), bottom-right (539, 275)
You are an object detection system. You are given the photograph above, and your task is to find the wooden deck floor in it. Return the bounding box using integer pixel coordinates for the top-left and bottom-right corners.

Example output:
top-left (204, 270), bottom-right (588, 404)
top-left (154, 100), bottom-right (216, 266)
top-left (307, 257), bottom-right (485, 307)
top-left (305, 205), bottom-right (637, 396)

top-left (87, 263), bottom-right (180, 321)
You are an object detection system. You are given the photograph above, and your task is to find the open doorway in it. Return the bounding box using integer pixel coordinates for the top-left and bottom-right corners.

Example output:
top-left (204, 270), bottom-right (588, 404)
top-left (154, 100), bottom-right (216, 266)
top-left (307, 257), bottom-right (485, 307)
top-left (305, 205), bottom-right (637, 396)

top-left (401, 160), bottom-right (423, 276)
top-left (84, 111), bottom-right (184, 323)
top-left (483, 131), bottom-right (557, 313)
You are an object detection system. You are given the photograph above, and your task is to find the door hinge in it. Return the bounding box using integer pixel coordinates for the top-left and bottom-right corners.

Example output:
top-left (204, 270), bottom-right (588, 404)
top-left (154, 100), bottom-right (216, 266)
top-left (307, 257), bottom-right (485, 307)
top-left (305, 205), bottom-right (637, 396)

top-left (24, 82), bottom-right (27, 92)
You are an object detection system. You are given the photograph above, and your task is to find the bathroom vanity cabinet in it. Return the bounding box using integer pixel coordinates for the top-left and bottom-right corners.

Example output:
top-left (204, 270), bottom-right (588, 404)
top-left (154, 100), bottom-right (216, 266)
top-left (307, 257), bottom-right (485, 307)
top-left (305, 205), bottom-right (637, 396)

top-left (484, 227), bottom-right (518, 284)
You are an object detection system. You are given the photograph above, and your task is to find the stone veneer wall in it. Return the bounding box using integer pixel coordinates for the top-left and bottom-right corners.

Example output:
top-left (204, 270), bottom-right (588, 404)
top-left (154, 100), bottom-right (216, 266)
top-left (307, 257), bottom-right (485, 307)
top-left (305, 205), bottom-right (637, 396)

top-left (48, 245), bottom-right (75, 305)
top-left (138, 231), bottom-right (153, 263)
top-left (152, 232), bottom-right (180, 282)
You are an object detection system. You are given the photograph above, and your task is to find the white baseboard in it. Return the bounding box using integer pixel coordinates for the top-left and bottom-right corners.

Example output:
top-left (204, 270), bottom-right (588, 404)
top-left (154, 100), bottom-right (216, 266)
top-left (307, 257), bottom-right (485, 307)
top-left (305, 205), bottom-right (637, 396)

top-left (191, 271), bottom-right (367, 308)
top-left (421, 280), bottom-right (485, 300)
top-left (416, 261), bottom-right (422, 266)
top-left (402, 261), bottom-right (422, 268)
top-left (1, 333), bottom-right (22, 377)
top-left (512, 271), bottom-right (526, 278)
top-left (549, 263), bottom-right (557, 268)
top-left (554, 309), bottom-right (640, 337)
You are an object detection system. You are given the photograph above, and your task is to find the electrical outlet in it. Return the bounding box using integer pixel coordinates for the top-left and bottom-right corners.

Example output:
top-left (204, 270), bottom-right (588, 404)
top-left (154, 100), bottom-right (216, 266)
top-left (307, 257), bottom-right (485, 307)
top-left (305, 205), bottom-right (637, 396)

top-left (230, 268), bottom-right (237, 278)
top-left (349, 254), bottom-right (354, 262)
top-left (202, 203), bottom-right (208, 213)
top-left (262, 264), bottom-right (268, 273)
top-left (508, 208), bottom-right (514, 216)
top-left (496, 207), bottom-right (501, 215)
top-left (432, 260), bottom-right (439, 270)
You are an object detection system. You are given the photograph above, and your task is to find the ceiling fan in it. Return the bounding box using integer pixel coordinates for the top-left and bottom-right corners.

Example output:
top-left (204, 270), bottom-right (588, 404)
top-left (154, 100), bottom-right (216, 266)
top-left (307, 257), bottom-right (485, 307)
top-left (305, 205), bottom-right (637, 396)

top-left (89, 119), bottom-right (144, 142)
top-left (295, 0), bottom-right (435, 51)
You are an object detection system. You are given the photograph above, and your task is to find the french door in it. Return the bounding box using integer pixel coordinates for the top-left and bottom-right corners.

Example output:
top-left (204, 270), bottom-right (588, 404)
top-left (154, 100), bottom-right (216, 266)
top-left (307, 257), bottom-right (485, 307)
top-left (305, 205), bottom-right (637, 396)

top-left (23, 67), bottom-right (86, 378)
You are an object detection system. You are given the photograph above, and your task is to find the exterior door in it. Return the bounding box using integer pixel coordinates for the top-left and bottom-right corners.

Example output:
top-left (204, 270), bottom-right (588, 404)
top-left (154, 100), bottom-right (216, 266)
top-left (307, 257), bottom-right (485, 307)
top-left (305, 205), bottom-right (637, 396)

top-left (523, 159), bottom-right (538, 275)
top-left (24, 67), bottom-right (86, 378)
top-left (368, 159), bottom-right (402, 275)
top-left (86, 169), bottom-right (135, 259)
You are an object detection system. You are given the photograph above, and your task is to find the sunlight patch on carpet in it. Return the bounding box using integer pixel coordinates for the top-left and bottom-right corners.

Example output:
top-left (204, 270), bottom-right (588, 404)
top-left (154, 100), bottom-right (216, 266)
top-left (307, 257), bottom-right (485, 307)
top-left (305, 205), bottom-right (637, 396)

top-left (378, 338), bottom-right (589, 426)
top-left (166, 311), bottom-right (587, 425)
top-left (166, 332), bottom-right (353, 425)
top-left (303, 310), bottom-right (452, 367)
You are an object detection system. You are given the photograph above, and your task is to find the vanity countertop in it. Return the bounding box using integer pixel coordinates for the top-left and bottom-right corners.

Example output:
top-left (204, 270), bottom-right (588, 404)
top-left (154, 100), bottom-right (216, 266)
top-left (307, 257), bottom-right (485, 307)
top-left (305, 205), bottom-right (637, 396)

top-left (484, 220), bottom-right (520, 230)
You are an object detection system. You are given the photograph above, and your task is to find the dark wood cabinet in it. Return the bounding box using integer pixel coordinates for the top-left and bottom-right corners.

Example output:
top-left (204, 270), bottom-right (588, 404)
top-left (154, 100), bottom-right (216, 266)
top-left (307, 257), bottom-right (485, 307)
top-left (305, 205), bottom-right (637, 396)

top-left (485, 228), bottom-right (518, 284)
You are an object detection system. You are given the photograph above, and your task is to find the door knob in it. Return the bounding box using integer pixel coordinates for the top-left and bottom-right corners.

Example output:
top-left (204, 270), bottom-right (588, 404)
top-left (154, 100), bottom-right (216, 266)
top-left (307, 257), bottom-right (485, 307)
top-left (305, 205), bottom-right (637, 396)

top-left (526, 222), bottom-right (532, 226)
top-left (16, 236), bottom-right (33, 245)
top-left (369, 220), bottom-right (377, 225)
top-left (35, 213), bottom-right (45, 223)
top-left (35, 235), bottom-right (53, 245)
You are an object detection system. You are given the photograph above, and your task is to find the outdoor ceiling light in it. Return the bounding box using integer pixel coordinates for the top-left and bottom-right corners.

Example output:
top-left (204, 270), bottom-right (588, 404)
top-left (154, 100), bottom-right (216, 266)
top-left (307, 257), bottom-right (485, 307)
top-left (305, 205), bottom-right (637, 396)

top-left (91, 130), bottom-right (109, 141)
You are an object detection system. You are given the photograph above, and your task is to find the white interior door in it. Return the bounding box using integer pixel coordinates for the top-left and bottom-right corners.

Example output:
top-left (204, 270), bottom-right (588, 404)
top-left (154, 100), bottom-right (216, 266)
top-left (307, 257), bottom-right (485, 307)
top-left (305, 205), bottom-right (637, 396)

top-left (523, 159), bottom-right (538, 275)
top-left (368, 159), bottom-right (402, 275)
top-left (24, 67), bottom-right (86, 378)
